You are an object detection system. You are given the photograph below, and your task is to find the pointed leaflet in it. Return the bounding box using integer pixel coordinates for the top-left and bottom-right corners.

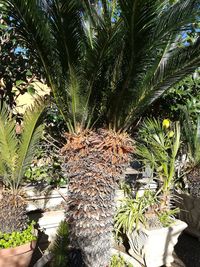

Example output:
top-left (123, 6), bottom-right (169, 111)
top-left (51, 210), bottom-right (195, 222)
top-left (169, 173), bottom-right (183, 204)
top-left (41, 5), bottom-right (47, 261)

top-left (14, 97), bottom-right (46, 189)
top-left (0, 105), bottom-right (18, 179)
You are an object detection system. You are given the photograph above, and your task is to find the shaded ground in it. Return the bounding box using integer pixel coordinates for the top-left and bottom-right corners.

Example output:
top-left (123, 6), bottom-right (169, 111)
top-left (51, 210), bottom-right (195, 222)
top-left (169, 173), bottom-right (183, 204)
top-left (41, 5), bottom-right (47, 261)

top-left (172, 232), bottom-right (200, 267)
top-left (30, 232), bottom-right (200, 267)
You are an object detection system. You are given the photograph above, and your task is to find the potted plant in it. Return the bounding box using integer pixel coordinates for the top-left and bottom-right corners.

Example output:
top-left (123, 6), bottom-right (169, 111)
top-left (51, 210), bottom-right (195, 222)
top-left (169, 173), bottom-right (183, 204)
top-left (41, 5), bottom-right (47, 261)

top-left (0, 98), bottom-right (46, 267)
top-left (115, 118), bottom-right (187, 267)
top-left (115, 190), bottom-right (187, 267)
top-left (136, 118), bottom-right (181, 207)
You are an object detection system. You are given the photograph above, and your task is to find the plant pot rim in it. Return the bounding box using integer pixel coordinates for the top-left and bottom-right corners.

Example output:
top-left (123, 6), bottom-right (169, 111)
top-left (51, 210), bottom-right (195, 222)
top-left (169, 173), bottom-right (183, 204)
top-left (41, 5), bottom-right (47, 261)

top-left (0, 239), bottom-right (37, 256)
top-left (0, 228), bottom-right (38, 253)
top-left (130, 219), bottom-right (187, 233)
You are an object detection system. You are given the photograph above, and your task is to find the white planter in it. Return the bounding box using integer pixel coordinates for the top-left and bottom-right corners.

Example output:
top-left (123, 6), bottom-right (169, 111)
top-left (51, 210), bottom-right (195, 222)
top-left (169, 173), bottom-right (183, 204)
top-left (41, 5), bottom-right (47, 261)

top-left (127, 220), bottom-right (187, 267)
top-left (28, 210), bottom-right (65, 243)
top-left (24, 185), bottom-right (68, 211)
top-left (176, 193), bottom-right (200, 239)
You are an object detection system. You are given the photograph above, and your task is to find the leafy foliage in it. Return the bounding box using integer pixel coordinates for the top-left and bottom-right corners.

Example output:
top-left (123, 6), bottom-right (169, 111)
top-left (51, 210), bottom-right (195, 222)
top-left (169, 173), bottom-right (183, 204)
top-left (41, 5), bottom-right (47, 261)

top-left (115, 192), bottom-right (152, 233)
top-left (0, 221), bottom-right (36, 249)
top-left (50, 221), bottom-right (69, 267)
top-left (114, 190), bottom-right (179, 235)
top-left (147, 70), bottom-right (200, 120)
top-left (109, 254), bottom-right (133, 267)
top-left (2, 0), bottom-right (200, 132)
top-left (0, 11), bottom-right (44, 109)
top-left (3, 1), bottom-right (200, 265)
top-left (24, 140), bottom-right (65, 186)
top-left (135, 118), bottom-right (180, 197)
top-left (0, 97), bottom-right (46, 193)
top-left (158, 208), bottom-right (180, 227)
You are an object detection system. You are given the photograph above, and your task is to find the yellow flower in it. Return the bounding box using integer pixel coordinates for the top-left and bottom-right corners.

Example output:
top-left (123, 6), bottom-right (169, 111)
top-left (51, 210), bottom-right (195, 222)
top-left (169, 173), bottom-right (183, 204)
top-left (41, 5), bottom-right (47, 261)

top-left (168, 131), bottom-right (174, 138)
top-left (162, 119), bottom-right (170, 129)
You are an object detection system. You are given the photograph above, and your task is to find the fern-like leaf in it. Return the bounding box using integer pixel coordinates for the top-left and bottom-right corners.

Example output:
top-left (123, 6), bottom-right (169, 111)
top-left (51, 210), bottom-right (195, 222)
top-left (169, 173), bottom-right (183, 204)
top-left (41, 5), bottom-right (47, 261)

top-left (51, 221), bottom-right (69, 267)
top-left (0, 105), bottom-right (18, 186)
top-left (14, 97), bottom-right (46, 189)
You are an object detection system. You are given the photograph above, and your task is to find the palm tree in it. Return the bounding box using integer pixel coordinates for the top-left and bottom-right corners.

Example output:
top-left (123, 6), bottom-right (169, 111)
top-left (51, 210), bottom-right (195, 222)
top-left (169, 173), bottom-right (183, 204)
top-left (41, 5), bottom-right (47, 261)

top-left (0, 98), bottom-right (46, 233)
top-left (3, 1), bottom-right (200, 266)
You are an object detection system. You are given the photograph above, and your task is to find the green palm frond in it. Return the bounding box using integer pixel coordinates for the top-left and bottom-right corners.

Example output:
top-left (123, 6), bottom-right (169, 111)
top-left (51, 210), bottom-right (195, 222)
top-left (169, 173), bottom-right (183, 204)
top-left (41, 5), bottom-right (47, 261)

top-left (0, 105), bottom-right (18, 180)
top-left (108, 0), bottom-right (200, 130)
top-left (6, 0), bottom-right (54, 74)
top-left (14, 97), bottom-right (46, 189)
top-left (48, 0), bottom-right (84, 67)
top-left (135, 144), bottom-right (157, 172)
top-left (3, 0), bottom-right (83, 127)
top-left (154, 0), bottom-right (199, 40)
top-left (50, 221), bottom-right (69, 267)
top-left (3, 0), bottom-right (200, 132)
top-left (82, 17), bottom-right (123, 129)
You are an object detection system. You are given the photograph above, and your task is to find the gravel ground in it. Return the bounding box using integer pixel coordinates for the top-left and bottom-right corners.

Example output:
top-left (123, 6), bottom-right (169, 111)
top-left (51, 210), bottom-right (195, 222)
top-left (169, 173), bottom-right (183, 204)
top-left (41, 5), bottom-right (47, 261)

top-left (172, 233), bottom-right (200, 267)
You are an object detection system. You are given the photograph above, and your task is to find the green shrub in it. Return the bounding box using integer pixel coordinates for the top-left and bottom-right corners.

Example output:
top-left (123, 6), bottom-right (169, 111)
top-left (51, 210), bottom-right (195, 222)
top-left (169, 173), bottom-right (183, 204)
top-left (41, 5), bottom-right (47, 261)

top-left (109, 254), bottom-right (133, 267)
top-left (0, 222), bottom-right (36, 249)
top-left (50, 221), bottom-right (69, 267)
top-left (115, 190), bottom-right (179, 234)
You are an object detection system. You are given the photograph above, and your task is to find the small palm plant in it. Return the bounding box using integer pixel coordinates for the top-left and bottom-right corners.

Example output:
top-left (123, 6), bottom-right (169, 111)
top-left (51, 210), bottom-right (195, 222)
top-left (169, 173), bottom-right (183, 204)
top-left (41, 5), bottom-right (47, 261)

top-left (0, 98), bottom-right (46, 234)
top-left (135, 118), bottom-right (181, 210)
top-left (50, 221), bottom-right (69, 267)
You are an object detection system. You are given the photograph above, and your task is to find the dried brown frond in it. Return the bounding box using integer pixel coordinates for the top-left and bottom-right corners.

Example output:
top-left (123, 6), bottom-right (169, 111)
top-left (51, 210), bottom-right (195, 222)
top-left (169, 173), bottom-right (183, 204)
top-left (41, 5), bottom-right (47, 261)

top-left (61, 129), bottom-right (134, 165)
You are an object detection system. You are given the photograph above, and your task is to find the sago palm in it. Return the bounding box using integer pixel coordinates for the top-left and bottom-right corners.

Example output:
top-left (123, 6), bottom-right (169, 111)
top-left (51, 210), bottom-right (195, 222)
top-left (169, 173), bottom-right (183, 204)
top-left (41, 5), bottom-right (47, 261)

top-left (0, 98), bottom-right (46, 233)
top-left (3, 1), bottom-right (200, 266)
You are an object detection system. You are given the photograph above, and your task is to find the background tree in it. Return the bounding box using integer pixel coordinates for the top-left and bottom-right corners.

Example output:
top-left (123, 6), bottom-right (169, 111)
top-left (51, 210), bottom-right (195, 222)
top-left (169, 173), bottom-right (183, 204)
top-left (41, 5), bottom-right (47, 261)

top-left (147, 70), bottom-right (200, 120)
top-left (0, 11), bottom-right (44, 110)
top-left (3, 1), bottom-right (200, 266)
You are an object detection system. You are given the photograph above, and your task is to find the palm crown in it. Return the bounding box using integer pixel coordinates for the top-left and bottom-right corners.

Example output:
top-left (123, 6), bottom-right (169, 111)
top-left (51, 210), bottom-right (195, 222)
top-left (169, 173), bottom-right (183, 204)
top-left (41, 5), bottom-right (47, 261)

top-left (2, 0), bottom-right (200, 133)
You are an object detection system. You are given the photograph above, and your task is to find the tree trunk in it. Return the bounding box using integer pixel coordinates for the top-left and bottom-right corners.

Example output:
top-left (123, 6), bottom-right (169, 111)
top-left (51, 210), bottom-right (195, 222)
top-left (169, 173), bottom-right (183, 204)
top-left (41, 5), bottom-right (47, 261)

top-left (61, 129), bottom-right (133, 267)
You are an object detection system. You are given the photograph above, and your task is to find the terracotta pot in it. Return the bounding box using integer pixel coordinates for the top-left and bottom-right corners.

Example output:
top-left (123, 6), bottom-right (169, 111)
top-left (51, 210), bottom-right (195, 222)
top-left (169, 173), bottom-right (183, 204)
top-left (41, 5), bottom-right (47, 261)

top-left (0, 240), bottom-right (36, 267)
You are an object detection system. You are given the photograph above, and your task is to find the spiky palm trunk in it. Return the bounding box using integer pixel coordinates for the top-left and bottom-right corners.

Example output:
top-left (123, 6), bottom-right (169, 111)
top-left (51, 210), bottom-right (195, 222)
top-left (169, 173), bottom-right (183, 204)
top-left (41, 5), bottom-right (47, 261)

top-left (61, 129), bottom-right (133, 267)
top-left (187, 167), bottom-right (200, 197)
top-left (0, 190), bottom-right (28, 234)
